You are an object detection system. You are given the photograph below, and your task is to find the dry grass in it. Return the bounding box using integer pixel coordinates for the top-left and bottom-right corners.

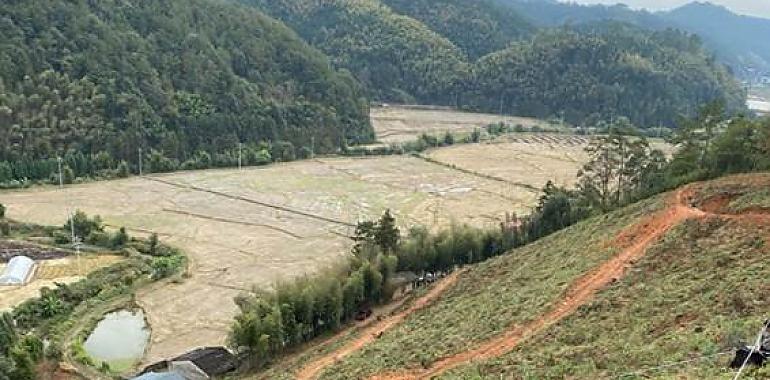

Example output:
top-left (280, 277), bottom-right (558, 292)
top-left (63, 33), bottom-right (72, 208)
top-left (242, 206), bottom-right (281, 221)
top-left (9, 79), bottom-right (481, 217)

top-left (0, 154), bottom-right (564, 363)
top-left (371, 106), bottom-right (553, 143)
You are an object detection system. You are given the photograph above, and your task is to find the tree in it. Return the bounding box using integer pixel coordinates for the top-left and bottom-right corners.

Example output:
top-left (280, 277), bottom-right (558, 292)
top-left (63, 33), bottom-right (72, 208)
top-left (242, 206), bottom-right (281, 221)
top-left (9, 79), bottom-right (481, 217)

top-left (0, 204), bottom-right (5, 218)
top-left (374, 210), bottom-right (400, 254)
top-left (64, 211), bottom-right (103, 240)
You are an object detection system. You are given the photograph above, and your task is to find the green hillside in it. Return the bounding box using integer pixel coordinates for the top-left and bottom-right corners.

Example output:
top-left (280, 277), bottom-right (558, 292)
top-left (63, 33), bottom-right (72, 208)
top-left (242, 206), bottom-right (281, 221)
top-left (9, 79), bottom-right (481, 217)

top-left (0, 0), bottom-right (372, 166)
top-left (443, 175), bottom-right (770, 379)
top-left (243, 174), bottom-right (770, 380)
top-left (238, 0), bottom-right (467, 104)
top-left (466, 24), bottom-right (746, 128)
top-left (381, 0), bottom-right (534, 59)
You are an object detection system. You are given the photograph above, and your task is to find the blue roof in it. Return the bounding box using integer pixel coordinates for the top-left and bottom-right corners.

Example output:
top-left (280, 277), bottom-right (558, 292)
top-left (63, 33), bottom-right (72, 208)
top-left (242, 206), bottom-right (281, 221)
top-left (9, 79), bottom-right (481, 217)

top-left (131, 372), bottom-right (185, 380)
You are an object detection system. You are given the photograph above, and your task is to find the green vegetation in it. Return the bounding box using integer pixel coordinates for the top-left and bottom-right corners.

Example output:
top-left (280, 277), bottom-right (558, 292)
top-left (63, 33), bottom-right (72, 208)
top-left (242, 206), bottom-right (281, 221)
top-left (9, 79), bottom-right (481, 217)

top-left (320, 197), bottom-right (664, 379)
top-left (0, 208), bottom-right (185, 378)
top-left (381, 0), bottom-right (533, 59)
top-left (444, 203), bottom-right (770, 378)
top-left (466, 25), bottom-right (746, 128)
top-left (0, 0), bottom-right (373, 187)
top-left (239, 0), bottom-right (467, 104)
top-left (728, 190), bottom-right (770, 213)
top-left (241, 1), bottom-right (744, 128)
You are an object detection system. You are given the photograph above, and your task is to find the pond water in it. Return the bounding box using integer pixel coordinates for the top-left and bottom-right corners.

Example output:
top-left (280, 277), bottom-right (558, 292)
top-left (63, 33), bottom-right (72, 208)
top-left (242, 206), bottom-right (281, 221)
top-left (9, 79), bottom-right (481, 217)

top-left (84, 309), bottom-right (150, 370)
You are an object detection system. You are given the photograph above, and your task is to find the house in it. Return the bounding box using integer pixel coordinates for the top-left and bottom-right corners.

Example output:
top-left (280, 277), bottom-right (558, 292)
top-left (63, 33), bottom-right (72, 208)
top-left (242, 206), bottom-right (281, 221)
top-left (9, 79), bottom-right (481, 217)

top-left (0, 256), bottom-right (35, 286)
top-left (141, 347), bottom-right (237, 380)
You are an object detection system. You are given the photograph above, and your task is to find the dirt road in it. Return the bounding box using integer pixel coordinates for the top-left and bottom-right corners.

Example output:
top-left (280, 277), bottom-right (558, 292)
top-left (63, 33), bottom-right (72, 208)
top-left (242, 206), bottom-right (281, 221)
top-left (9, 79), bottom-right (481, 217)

top-left (368, 188), bottom-right (717, 380)
top-left (295, 270), bottom-right (465, 380)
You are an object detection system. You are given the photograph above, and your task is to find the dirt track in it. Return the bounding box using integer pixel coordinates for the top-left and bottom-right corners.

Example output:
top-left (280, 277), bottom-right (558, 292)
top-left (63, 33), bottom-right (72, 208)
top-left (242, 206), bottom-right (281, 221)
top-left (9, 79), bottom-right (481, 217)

top-left (295, 270), bottom-right (465, 380)
top-left (362, 186), bottom-right (763, 380)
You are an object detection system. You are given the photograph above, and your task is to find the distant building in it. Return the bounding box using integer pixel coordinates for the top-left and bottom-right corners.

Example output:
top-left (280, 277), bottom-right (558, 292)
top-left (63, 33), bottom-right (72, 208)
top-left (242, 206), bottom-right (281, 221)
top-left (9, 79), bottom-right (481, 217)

top-left (141, 347), bottom-right (237, 380)
top-left (0, 256), bottom-right (35, 286)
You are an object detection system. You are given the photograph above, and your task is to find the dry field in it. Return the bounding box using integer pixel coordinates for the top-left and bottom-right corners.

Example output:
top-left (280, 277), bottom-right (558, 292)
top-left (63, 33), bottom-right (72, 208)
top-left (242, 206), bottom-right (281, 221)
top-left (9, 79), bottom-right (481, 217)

top-left (0, 255), bottom-right (123, 311)
top-left (0, 151), bottom-right (573, 363)
top-left (0, 108), bottom-right (613, 364)
top-left (371, 106), bottom-right (552, 143)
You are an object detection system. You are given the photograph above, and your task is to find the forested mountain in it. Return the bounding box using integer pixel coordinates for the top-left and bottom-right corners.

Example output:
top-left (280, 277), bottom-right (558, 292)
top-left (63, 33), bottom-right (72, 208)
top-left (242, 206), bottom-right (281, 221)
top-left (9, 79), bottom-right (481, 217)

top-left (661, 3), bottom-right (770, 80)
top-left (239, 0), bottom-right (744, 128)
top-left (464, 24), bottom-right (746, 127)
top-left (499, 0), bottom-right (770, 79)
top-left (380, 0), bottom-right (534, 59)
top-left (0, 0), bottom-right (373, 167)
top-left (238, 0), bottom-right (467, 104)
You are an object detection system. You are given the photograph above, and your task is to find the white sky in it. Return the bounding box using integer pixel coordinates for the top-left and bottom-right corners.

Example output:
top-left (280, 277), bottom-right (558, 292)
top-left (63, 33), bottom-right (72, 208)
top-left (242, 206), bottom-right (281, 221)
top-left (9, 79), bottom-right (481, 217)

top-left (565, 0), bottom-right (770, 19)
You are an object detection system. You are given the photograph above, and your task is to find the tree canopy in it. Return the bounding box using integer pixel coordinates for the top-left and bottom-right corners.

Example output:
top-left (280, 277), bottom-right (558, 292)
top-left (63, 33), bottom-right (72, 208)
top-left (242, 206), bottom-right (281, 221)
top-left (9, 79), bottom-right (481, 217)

top-left (0, 0), bottom-right (373, 165)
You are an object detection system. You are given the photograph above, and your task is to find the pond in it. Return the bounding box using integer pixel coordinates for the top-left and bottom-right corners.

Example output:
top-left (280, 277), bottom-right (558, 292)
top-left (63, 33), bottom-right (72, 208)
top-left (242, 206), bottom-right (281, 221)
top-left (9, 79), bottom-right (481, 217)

top-left (84, 309), bottom-right (150, 371)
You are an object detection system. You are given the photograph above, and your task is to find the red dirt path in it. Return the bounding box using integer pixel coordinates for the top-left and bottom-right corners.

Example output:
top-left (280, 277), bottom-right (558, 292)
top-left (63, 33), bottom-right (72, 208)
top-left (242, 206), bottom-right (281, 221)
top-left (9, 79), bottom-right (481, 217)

top-left (295, 269), bottom-right (465, 380)
top-left (369, 188), bottom-right (709, 380)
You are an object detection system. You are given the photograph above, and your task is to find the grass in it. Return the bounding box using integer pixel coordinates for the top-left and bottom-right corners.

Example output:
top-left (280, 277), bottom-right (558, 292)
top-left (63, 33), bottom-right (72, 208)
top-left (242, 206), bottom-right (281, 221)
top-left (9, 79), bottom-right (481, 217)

top-left (441, 205), bottom-right (770, 378)
top-left (728, 189), bottom-right (770, 213)
top-left (308, 195), bottom-right (665, 379)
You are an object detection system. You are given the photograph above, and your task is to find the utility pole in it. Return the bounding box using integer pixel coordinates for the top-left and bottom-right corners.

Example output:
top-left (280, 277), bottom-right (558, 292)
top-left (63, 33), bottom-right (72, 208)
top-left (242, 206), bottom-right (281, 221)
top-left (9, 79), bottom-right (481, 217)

top-left (311, 136), bottom-right (315, 159)
top-left (58, 157), bottom-right (81, 272)
top-left (238, 142), bottom-right (243, 170)
top-left (138, 147), bottom-right (143, 176)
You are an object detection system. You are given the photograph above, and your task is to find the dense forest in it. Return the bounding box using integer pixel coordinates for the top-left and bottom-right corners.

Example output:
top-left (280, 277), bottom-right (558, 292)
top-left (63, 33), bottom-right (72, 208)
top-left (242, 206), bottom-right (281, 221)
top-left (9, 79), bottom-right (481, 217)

top-left (464, 24), bottom-right (746, 127)
top-left (0, 0), bottom-right (373, 168)
top-left (238, 0), bottom-right (467, 104)
top-left (242, 1), bottom-right (745, 127)
top-left (381, 0), bottom-right (534, 59)
top-left (499, 0), bottom-right (770, 79)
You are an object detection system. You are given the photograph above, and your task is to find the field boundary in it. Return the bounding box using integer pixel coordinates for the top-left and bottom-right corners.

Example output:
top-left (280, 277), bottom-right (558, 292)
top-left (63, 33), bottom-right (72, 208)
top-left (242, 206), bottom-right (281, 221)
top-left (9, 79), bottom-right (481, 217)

top-left (143, 176), bottom-right (355, 227)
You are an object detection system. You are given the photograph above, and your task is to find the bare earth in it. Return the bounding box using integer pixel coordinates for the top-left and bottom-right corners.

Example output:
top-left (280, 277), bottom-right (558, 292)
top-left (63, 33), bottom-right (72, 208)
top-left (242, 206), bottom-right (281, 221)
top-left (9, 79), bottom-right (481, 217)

top-left (371, 106), bottom-right (551, 143)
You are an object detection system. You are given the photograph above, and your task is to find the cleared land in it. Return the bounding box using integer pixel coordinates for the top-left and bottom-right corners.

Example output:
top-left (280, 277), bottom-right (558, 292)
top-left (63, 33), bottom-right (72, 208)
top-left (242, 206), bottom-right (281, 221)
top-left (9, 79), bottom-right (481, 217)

top-left (0, 147), bottom-right (581, 363)
top-left (371, 106), bottom-right (553, 143)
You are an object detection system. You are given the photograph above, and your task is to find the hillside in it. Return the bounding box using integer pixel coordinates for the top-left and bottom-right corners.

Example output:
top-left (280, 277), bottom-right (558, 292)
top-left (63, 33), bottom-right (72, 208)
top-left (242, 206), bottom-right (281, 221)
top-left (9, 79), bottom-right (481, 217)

top-left (662, 3), bottom-right (770, 80)
top-left (465, 25), bottom-right (745, 127)
top-left (238, 0), bottom-right (467, 104)
top-left (500, 0), bottom-right (770, 79)
top-left (246, 174), bottom-right (770, 379)
top-left (0, 0), bottom-right (373, 166)
top-left (380, 0), bottom-right (534, 59)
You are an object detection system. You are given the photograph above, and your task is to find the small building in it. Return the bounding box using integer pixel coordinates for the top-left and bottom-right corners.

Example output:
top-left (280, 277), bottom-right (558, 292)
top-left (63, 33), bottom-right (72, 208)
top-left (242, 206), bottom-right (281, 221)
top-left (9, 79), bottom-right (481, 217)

top-left (0, 256), bottom-right (35, 286)
top-left (141, 347), bottom-right (237, 380)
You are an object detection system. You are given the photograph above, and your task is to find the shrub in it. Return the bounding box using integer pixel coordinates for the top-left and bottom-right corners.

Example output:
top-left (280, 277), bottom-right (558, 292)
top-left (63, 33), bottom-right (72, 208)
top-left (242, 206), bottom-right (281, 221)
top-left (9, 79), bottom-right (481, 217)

top-left (0, 221), bottom-right (9, 236)
top-left (0, 203), bottom-right (5, 218)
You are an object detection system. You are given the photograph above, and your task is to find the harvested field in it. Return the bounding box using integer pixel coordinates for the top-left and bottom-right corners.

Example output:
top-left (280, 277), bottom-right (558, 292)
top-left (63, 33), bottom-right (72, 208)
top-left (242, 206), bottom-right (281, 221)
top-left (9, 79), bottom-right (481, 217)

top-left (371, 106), bottom-right (552, 143)
top-left (0, 254), bottom-right (123, 311)
top-left (425, 134), bottom-right (590, 189)
top-left (0, 154), bottom-right (558, 363)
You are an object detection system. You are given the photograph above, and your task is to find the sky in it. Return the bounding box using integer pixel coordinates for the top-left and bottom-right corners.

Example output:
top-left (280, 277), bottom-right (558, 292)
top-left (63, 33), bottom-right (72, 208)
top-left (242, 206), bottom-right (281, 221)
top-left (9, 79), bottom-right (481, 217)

top-left (567, 0), bottom-right (770, 19)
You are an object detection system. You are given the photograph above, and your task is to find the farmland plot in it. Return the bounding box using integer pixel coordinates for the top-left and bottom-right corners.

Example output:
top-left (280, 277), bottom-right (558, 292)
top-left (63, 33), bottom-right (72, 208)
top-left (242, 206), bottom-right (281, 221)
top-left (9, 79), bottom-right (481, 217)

top-left (0, 154), bottom-right (553, 363)
top-left (371, 106), bottom-right (552, 143)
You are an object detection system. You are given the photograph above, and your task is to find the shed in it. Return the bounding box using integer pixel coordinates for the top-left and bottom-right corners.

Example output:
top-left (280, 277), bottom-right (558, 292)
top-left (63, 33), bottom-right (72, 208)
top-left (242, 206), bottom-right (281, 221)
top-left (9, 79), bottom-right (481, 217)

top-left (0, 256), bottom-right (35, 286)
top-left (141, 347), bottom-right (237, 379)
